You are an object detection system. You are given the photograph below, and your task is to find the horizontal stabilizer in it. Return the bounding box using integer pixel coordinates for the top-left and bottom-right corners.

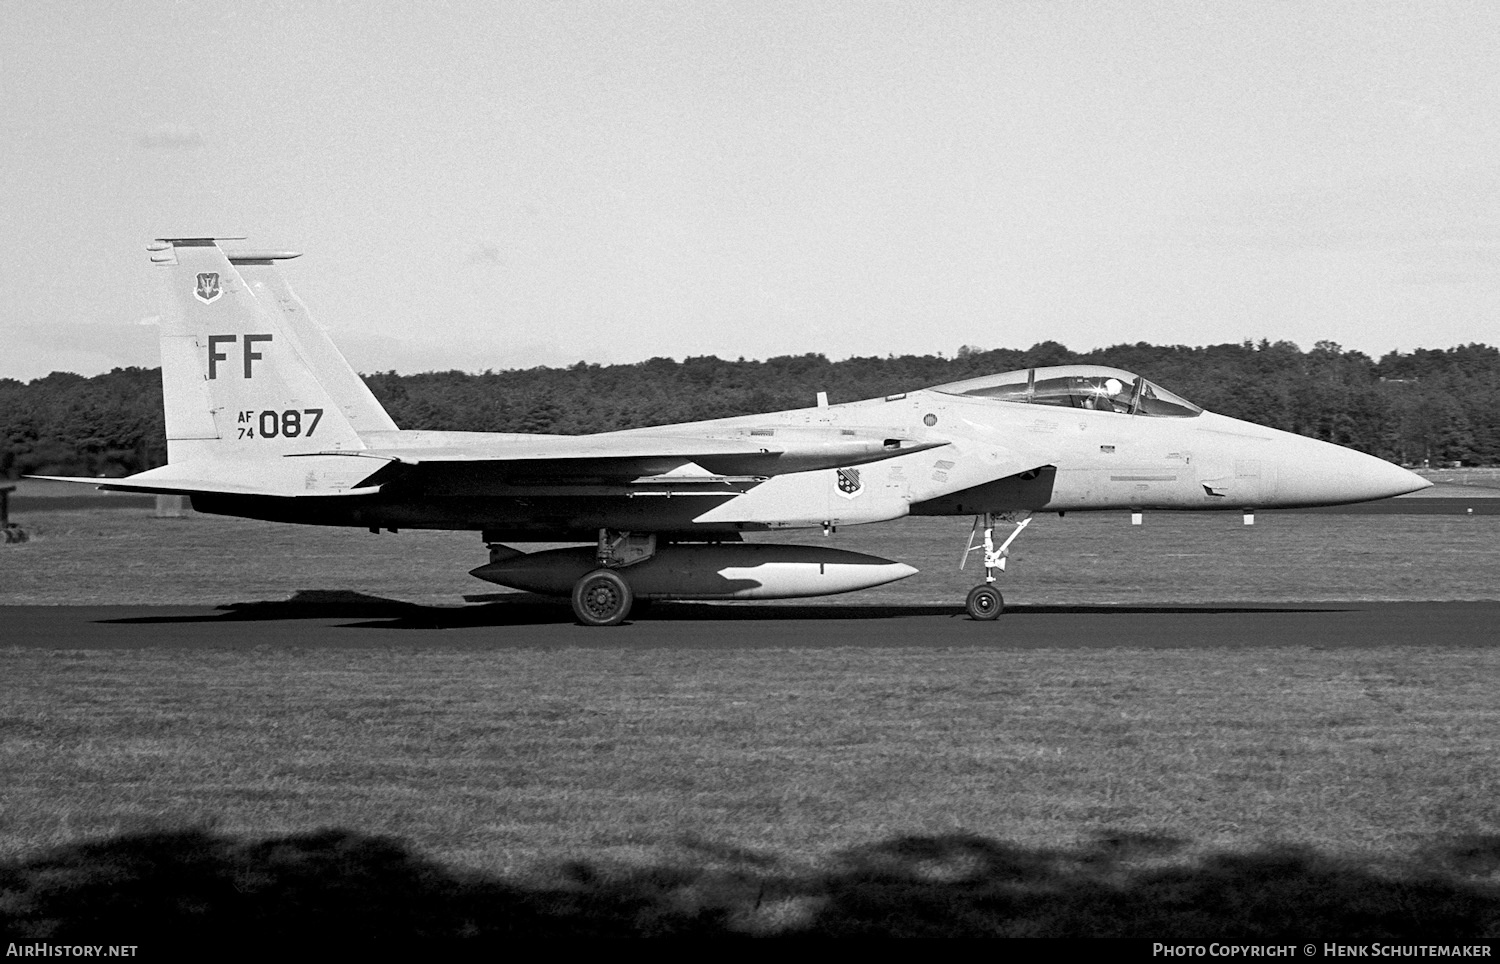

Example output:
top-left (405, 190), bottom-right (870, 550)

top-left (30, 454), bottom-right (392, 499)
top-left (30, 476), bottom-right (383, 499)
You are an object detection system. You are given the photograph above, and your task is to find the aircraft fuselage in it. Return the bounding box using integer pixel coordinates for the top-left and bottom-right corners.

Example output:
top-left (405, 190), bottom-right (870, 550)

top-left (190, 381), bottom-right (1426, 539)
top-left (43, 240), bottom-right (1434, 624)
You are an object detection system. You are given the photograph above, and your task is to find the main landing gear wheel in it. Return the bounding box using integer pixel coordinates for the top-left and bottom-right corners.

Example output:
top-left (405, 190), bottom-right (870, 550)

top-left (966, 584), bottom-right (1003, 620)
top-left (571, 569), bottom-right (633, 626)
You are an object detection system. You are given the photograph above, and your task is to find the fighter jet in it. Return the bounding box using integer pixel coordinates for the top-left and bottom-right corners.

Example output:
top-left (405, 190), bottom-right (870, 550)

top-left (36, 238), bottom-right (1431, 624)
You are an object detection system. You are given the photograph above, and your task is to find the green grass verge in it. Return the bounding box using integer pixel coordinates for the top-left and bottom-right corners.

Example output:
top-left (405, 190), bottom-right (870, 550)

top-left (3, 645), bottom-right (1498, 937)
top-left (4, 510), bottom-right (1499, 606)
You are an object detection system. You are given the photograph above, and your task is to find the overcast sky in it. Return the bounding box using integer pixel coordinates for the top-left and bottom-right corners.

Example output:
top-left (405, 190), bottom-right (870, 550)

top-left (2, 1), bottom-right (1497, 381)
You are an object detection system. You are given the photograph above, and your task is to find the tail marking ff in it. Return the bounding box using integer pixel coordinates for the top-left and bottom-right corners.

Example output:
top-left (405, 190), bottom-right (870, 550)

top-left (149, 237), bottom-right (390, 464)
top-left (207, 333), bottom-right (273, 379)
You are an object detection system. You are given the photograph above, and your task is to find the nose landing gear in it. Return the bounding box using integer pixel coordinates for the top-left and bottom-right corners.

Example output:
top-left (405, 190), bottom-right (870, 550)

top-left (961, 512), bottom-right (1032, 620)
top-left (965, 583), bottom-right (1003, 620)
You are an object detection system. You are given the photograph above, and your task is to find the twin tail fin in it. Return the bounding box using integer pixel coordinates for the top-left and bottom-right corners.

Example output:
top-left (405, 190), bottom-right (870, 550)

top-left (148, 238), bottom-right (396, 465)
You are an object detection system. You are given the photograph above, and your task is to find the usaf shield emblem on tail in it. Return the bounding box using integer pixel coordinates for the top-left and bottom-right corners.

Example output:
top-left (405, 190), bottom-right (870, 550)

top-left (836, 467), bottom-right (863, 498)
top-left (194, 272), bottom-right (222, 304)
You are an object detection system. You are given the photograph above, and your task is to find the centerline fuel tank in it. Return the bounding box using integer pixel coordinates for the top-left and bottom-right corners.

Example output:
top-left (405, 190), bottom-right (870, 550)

top-left (470, 543), bottom-right (917, 600)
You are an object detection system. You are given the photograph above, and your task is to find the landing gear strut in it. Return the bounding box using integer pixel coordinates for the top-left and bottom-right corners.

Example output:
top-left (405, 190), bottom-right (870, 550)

top-left (961, 512), bottom-right (1032, 620)
top-left (568, 529), bottom-right (656, 626)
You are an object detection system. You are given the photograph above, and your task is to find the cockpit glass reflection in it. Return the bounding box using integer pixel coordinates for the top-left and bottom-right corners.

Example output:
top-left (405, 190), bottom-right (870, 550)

top-left (931, 366), bottom-right (1202, 417)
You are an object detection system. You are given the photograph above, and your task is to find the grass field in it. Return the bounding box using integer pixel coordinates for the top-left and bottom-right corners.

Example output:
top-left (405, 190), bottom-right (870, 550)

top-left (3, 505), bottom-right (1500, 937)
top-left (3, 644), bottom-right (1499, 937)
top-left (1418, 467), bottom-right (1500, 489)
top-left (4, 505), bottom-right (1500, 606)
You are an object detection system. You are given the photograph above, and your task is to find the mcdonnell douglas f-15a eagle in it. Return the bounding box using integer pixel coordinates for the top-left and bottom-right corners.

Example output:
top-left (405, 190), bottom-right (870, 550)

top-left (36, 238), bottom-right (1431, 624)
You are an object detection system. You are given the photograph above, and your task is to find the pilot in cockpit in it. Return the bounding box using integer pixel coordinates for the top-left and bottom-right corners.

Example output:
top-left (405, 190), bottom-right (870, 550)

top-left (1084, 377), bottom-right (1133, 413)
top-left (935, 367), bottom-right (1203, 418)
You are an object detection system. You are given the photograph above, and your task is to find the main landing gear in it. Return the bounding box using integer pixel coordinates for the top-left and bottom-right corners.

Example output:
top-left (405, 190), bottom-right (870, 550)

top-left (572, 568), bottom-right (633, 627)
top-left (961, 511), bottom-right (1032, 620)
top-left (570, 529), bottom-right (656, 626)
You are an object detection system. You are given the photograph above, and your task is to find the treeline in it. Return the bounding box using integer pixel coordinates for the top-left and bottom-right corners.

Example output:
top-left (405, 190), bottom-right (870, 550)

top-left (4, 340), bottom-right (1498, 478)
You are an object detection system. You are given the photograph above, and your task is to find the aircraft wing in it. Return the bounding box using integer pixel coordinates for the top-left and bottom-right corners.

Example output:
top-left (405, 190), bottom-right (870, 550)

top-left (32, 433), bottom-right (949, 499)
top-left (341, 431), bottom-right (949, 480)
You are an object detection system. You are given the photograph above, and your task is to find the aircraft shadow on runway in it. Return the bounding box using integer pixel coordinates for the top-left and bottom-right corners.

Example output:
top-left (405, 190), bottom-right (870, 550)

top-left (3, 826), bottom-right (1496, 938)
top-left (96, 589), bottom-right (1347, 629)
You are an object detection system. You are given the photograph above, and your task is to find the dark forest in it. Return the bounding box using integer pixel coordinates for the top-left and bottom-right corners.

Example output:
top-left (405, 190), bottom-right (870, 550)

top-left (4, 339), bottom-right (1497, 478)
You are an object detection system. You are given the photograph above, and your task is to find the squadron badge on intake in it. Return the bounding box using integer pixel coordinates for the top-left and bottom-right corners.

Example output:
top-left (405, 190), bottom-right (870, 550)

top-left (836, 467), bottom-right (863, 498)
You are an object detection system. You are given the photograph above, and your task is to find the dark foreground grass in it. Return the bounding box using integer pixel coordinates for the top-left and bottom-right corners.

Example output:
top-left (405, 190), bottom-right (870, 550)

top-left (5, 827), bottom-right (1499, 938)
top-left (3, 646), bottom-right (1498, 937)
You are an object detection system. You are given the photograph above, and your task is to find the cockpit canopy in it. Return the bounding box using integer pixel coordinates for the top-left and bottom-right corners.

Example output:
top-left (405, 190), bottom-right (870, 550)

top-left (930, 365), bottom-right (1202, 417)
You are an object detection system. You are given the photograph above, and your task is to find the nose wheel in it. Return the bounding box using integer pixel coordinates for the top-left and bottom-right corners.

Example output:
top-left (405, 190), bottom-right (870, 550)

top-left (961, 512), bottom-right (1032, 621)
top-left (965, 584), bottom-right (1003, 620)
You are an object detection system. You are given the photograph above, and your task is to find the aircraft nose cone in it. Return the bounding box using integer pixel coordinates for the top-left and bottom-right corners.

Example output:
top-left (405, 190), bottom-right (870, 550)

top-left (1281, 442), bottom-right (1432, 506)
top-left (1365, 458), bottom-right (1432, 500)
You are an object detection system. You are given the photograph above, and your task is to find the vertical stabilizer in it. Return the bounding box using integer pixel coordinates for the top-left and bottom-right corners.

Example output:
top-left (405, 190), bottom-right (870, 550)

top-left (234, 260), bottom-right (399, 434)
top-left (150, 238), bottom-right (372, 463)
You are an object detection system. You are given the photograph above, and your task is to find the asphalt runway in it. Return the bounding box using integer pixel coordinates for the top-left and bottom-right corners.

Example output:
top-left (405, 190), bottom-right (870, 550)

top-left (4, 596), bottom-right (1497, 649)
